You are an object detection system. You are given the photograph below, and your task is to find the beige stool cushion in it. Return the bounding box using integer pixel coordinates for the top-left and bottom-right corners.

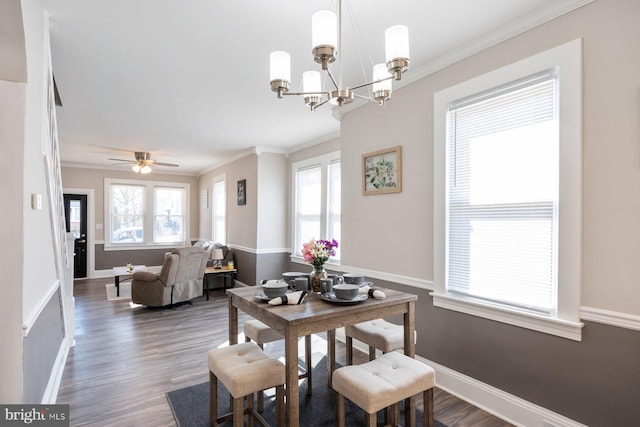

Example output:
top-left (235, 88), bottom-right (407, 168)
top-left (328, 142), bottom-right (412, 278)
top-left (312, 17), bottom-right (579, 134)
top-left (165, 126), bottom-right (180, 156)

top-left (208, 342), bottom-right (285, 398)
top-left (332, 352), bottom-right (435, 414)
top-left (244, 319), bottom-right (283, 344)
top-left (345, 319), bottom-right (415, 353)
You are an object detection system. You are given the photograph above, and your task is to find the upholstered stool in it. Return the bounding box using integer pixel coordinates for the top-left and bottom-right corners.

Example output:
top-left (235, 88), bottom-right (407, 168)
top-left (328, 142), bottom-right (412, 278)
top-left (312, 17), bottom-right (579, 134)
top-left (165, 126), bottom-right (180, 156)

top-left (332, 352), bottom-right (435, 427)
top-left (345, 318), bottom-right (416, 364)
top-left (208, 342), bottom-right (285, 427)
top-left (244, 319), bottom-right (313, 405)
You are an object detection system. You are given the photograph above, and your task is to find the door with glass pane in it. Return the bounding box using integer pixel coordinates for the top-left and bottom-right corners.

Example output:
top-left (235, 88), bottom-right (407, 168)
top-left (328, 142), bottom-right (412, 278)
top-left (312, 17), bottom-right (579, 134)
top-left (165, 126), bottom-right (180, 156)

top-left (63, 194), bottom-right (87, 278)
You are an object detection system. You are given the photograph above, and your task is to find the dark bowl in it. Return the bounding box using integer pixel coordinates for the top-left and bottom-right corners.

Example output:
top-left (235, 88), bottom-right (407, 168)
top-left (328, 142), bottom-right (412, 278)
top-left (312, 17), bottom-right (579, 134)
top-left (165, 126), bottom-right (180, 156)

top-left (262, 281), bottom-right (289, 298)
top-left (282, 271), bottom-right (305, 282)
top-left (333, 284), bottom-right (360, 300)
top-left (342, 274), bottom-right (365, 284)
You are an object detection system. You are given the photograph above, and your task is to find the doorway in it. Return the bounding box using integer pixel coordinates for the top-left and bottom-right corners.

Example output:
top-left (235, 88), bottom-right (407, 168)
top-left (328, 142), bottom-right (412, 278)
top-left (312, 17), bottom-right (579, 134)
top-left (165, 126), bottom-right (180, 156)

top-left (63, 194), bottom-right (88, 278)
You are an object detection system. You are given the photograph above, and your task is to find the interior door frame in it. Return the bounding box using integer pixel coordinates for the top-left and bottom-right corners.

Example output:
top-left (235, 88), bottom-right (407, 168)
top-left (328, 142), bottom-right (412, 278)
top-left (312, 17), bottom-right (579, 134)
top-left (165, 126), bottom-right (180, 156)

top-left (63, 188), bottom-right (95, 278)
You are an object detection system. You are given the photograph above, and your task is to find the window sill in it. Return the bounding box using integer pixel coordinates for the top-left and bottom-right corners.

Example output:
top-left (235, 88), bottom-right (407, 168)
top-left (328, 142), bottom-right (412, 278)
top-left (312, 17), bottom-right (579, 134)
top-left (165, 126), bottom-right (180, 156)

top-left (430, 292), bottom-right (583, 341)
top-left (103, 244), bottom-right (182, 252)
top-left (290, 256), bottom-right (341, 270)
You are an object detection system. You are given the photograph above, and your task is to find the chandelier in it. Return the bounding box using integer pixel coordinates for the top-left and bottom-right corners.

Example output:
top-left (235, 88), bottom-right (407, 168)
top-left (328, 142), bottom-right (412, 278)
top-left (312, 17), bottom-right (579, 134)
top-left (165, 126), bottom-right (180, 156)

top-left (269, 0), bottom-right (409, 110)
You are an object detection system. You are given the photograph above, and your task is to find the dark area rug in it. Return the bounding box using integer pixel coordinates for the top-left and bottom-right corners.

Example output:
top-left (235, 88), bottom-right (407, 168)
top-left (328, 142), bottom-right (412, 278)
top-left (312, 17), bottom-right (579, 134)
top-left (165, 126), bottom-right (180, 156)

top-left (167, 357), bottom-right (445, 426)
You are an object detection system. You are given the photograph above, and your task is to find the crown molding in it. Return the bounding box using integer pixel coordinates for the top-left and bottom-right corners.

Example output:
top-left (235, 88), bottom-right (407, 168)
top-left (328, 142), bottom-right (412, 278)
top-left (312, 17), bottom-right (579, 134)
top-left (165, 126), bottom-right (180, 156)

top-left (337, 0), bottom-right (595, 117)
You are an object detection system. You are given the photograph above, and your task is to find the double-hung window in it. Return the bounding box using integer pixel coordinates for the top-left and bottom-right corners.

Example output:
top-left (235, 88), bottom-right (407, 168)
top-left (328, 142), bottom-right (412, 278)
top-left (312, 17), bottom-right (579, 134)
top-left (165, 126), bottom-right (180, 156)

top-left (292, 151), bottom-right (341, 262)
top-left (105, 178), bottom-right (189, 248)
top-left (433, 40), bottom-right (583, 340)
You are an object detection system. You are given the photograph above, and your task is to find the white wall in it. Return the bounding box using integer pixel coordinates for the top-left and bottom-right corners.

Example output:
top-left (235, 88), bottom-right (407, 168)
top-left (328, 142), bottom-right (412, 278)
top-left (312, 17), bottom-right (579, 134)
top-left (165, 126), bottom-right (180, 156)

top-left (339, 0), bottom-right (640, 316)
top-left (0, 79), bottom-right (26, 402)
top-left (256, 152), bottom-right (287, 251)
top-left (21, 0), bottom-right (59, 327)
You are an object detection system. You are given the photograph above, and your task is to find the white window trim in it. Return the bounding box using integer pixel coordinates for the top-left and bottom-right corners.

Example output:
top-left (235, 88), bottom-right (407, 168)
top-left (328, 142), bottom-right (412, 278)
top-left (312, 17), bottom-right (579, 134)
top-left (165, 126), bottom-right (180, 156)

top-left (290, 151), bottom-right (341, 263)
top-left (104, 178), bottom-right (190, 250)
top-left (433, 39), bottom-right (584, 341)
top-left (211, 173), bottom-right (227, 244)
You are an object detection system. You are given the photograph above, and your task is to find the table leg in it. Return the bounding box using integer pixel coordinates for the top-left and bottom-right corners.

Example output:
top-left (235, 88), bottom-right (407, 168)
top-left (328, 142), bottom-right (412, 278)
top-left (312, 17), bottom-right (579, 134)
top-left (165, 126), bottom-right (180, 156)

top-left (404, 301), bottom-right (416, 424)
top-left (115, 275), bottom-right (120, 297)
top-left (228, 296), bottom-right (238, 346)
top-left (327, 329), bottom-right (336, 388)
top-left (284, 329), bottom-right (300, 427)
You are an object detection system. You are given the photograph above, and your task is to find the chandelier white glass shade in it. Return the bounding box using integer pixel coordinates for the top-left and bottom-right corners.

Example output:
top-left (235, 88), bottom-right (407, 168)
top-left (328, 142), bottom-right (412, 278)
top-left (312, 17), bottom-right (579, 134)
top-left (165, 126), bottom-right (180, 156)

top-left (269, 0), bottom-right (409, 110)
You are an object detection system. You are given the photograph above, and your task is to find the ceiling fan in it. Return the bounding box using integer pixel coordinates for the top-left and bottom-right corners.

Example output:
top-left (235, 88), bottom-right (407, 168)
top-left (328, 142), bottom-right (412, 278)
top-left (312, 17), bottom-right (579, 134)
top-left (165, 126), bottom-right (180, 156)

top-left (109, 152), bottom-right (179, 174)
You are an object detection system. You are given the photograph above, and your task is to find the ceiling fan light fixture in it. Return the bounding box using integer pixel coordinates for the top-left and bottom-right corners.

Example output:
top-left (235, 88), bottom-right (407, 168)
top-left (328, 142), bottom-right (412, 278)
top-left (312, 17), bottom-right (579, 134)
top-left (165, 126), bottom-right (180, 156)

top-left (132, 164), bottom-right (141, 173)
top-left (140, 164), bottom-right (152, 174)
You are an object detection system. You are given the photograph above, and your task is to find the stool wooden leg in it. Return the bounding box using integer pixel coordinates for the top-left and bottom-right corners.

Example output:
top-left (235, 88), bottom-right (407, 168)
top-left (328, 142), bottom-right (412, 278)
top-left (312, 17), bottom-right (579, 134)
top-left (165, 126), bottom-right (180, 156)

top-left (305, 335), bottom-right (312, 396)
top-left (405, 395), bottom-right (416, 427)
top-left (275, 385), bottom-right (285, 427)
top-left (365, 411), bottom-right (377, 427)
top-left (388, 403), bottom-right (399, 426)
top-left (346, 336), bottom-right (353, 365)
top-left (232, 396), bottom-right (243, 426)
top-left (424, 388), bottom-right (434, 427)
top-left (209, 371), bottom-right (218, 427)
top-left (247, 393), bottom-right (254, 427)
top-left (368, 345), bottom-right (376, 361)
top-left (337, 393), bottom-right (346, 427)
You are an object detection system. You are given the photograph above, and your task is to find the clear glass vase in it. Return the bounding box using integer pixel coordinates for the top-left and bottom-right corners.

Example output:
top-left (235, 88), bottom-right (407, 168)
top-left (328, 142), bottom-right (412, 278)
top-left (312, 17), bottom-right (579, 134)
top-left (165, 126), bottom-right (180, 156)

top-left (309, 264), bottom-right (328, 293)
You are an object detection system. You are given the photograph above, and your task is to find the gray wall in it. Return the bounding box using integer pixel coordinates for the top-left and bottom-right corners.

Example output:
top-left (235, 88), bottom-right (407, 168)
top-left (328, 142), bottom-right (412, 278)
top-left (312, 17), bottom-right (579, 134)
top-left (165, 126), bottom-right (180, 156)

top-left (23, 289), bottom-right (65, 403)
top-left (94, 245), bottom-right (168, 270)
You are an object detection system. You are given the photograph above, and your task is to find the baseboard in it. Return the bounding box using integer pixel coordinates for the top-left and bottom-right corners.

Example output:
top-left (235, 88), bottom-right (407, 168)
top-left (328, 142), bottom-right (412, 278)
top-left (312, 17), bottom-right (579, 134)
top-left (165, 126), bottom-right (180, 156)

top-left (580, 306), bottom-right (640, 332)
top-left (418, 357), bottom-right (586, 427)
top-left (338, 332), bottom-right (586, 427)
top-left (41, 340), bottom-right (70, 404)
top-left (92, 265), bottom-right (162, 279)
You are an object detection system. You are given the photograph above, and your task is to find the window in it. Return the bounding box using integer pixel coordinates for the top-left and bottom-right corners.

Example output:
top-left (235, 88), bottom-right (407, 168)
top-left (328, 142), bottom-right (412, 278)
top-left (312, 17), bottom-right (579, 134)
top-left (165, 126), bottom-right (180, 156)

top-left (433, 40), bottom-right (583, 340)
top-left (292, 152), bottom-right (341, 261)
top-left (105, 179), bottom-right (189, 248)
top-left (212, 175), bottom-right (227, 244)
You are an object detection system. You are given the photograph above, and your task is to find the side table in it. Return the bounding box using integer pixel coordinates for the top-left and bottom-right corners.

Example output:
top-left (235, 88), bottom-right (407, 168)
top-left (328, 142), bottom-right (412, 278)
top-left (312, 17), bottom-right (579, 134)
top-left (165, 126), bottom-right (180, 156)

top-left (203, 266), bottom-right (237, 300)
top-left (113, 265), bottom-right (147, 297)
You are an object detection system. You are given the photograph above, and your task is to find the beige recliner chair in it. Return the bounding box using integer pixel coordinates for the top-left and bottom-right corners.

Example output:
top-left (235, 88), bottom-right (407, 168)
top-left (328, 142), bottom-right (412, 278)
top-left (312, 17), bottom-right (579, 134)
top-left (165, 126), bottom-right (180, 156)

top-left (131, 247), bottom-right (208, 307)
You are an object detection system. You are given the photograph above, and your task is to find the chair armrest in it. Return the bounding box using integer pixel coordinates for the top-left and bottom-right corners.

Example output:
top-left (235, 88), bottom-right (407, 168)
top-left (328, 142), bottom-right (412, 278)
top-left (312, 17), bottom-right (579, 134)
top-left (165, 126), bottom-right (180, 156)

top-left (132, 271), bottom-right (160, 282)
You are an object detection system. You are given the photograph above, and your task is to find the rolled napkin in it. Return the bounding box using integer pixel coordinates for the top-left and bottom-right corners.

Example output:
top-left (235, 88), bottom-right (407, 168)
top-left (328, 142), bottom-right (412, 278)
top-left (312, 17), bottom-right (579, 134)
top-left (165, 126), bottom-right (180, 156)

top-left (359, 285), bottom-right (386, 299)
top-left (268, 290), bottom-right (308, 305)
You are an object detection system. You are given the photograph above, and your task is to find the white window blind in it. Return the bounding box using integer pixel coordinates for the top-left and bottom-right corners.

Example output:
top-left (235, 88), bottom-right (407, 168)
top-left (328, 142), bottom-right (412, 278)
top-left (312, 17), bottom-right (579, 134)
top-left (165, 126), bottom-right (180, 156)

top-left (212, 178), bottom-right (226, 244)
top-left (446, 70), bottom-right (559, 314)
top-left (292, 152), bottom-right (341, 261)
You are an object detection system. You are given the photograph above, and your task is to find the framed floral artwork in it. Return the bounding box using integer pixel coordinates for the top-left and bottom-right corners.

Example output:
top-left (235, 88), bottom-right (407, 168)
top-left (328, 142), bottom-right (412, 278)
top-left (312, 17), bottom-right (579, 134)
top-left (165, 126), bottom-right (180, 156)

top-left (362, 145), bottom-right (402, 195)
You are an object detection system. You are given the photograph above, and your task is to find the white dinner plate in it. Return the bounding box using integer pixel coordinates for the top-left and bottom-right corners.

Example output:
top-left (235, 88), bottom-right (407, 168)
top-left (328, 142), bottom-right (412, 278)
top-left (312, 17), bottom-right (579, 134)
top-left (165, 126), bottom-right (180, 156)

top-left (320, 293), bottom-right (368, 305)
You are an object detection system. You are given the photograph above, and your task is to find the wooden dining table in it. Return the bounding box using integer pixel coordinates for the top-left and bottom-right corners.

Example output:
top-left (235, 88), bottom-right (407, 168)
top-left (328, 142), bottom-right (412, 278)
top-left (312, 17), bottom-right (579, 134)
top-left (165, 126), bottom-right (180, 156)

top-left (226, 285), bottom-right (417, 427)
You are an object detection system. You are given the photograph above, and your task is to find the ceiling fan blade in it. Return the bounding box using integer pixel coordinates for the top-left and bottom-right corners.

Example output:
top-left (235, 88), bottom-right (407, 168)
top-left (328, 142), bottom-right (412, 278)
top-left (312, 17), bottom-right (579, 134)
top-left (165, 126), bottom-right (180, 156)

top-left (108, 158), bottom-right (136, 163)
top-left (153, 162), bottom-right (180, 167)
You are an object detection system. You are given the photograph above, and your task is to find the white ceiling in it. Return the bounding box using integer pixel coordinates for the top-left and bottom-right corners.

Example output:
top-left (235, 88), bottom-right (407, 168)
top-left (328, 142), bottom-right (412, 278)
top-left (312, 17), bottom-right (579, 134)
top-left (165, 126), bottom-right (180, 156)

top-left (39, 0), bottom-right (577, 175)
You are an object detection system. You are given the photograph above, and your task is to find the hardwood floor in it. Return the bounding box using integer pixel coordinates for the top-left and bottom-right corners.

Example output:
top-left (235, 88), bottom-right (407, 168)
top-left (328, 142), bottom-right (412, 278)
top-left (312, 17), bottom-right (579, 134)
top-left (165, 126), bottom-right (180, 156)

top-left (57, 277), bottom-right (513, 426)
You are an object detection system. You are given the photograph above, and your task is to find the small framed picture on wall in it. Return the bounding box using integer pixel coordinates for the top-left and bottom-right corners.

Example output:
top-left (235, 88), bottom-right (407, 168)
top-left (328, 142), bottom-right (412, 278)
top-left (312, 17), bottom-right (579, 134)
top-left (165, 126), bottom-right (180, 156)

top-left (362, 145), bottom-right (402, 195)
top-left (237, 179), bottom-right (246, 205)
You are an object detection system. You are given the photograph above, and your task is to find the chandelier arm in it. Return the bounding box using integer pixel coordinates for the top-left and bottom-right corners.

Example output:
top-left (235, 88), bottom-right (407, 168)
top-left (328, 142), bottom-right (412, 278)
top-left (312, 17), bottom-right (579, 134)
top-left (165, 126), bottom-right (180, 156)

top-left (325, 68), bottom-right (340, 91)
top-left (353, 93), bottom-right (376, 102)
top-left (348, 75), bottom-right (395, 92)
top-left (314, 97), bottom-right (331, 109)
top-left (281, 91), bottom-right (331, 97)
